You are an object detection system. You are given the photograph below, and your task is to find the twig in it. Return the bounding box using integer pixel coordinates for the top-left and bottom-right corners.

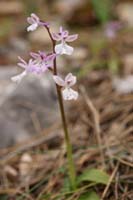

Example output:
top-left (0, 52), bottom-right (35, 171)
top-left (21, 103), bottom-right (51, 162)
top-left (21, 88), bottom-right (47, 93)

top-left (115, 172), bottom-right (119, 200)
top-left (113, 156), bottom-right (133, 168)
top-left (80, 85), bottom-right (105, 168)
top-left (101, 162), bottom-right (119, 200)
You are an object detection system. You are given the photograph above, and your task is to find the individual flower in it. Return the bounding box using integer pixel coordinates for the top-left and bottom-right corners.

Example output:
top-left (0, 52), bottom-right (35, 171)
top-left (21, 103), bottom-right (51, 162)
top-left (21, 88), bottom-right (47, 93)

top-left (27, 13), bottom-right (40, 32)
top-left (27, 13), bottom-right (49, 32)
top-left (30, 51), bottom-right (56, 72)
top-left (52, 26), bottom-right (78, 55)
top-left (11, 57), bottom-right (41, 83)
top-left (104, 21), bottom-right (123, 39)
top-left (53, 73), bottom-right (78, 100)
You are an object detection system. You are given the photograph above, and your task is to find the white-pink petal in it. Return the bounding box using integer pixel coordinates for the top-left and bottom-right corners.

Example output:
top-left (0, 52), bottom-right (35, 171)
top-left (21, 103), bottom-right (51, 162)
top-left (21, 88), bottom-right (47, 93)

top-left (27, 17), bottom-right (34, 24)
top-left (18, 56), bottom-right (27, 64)
top-left (55, 42), bottom-right (74, 55)
top-left (11, 71), bottom-right (27, 83)
top-left (65, 34), bottom-right (78, 42)
top-left (59, 26), bottom-right (63, 33)
top-left (53, 75), bottom-right (65, 87)
top-left (46, 54), bottom-right (56, 62)
top-left (52, 33), bottom-right (62, 41)
top-left (62, 88), bottom-right (78, 100)
top-left (18, 63), bottom-right (26, 69)
top-left (27, 13), bottom-right (40, 24)
top-left (27, 23), bottom-right (38, 32)
top-left (31, 13), bottom-right (40, 21)
top-left (65, 73), bottom-right (77, 87)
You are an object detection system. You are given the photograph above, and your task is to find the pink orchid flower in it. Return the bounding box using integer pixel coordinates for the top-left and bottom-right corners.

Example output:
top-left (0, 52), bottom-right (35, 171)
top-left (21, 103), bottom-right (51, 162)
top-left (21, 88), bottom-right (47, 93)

top-left (27, 13), bottom-right (49, 32)
top-left (52, 27), bottom-right (78, 55)
top-left (11, 57), bottom-right (42, 83)
top-left (53, 73), bottom-right (78, 100)
top-left (27, 13), bottom-right (40, 32)
top-left (104, 21), bottom-right (123, 39)
top-left (30, 51), bottom-right (56, 72)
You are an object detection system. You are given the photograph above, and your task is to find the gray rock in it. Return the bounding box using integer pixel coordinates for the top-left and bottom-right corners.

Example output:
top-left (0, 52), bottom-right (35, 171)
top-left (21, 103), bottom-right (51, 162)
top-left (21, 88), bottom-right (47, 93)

top-left (0, 115), bottom-right (29, 148)
top-left (0, 72), bottom-right (59, 148)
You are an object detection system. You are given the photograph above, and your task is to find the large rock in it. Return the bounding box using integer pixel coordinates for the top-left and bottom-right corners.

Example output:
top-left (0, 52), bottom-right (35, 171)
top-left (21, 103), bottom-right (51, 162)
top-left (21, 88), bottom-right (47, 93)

top-left (0, 72), bottom-right (59, 148)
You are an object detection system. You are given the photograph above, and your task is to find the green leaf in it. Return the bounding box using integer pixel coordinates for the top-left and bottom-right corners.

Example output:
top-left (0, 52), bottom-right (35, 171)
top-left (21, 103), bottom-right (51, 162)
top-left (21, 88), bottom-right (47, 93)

top-left (78, 168), bottom-right (110, 185)
top-left (91, 0), bottom-right (111, 24)
top-left (78, 190), bottom-right (100, 200)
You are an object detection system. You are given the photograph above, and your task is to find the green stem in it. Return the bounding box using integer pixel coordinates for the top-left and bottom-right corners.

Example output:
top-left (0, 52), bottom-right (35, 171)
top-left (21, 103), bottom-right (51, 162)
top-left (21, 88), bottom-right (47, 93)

top-left (45, 26), bottom-right (76, 189)
top-left (56, 85), bottom-right (76, 189)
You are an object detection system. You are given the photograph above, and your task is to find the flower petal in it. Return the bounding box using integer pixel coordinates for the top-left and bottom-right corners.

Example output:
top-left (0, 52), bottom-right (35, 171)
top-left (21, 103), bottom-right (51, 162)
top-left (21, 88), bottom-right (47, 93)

top-left (55, 42), bottom-right (74, 55)
top-left (27, 13), bottom-right (40, 25)
top-left (59, 26), bottom-right (63, 33)
top-left (46, 53), bottom-right (56, 62)
top-left (26, 59), bottom-right (41, 74)
top-left (41, 64), bottom-right (48, 72)
top-left (30, 52), bottom-right (40, 59)
top-left (31, 13), bottom-right (40, 22)
top-left (27, 23), bottom-right (38, 32)
top-left (53, 75), bottom-right (65, 87)
top-left (11, 71), bottom-right (27, 83)
top-left (18, 56), bottom-right (27, 64)
top-left (65, 73), bottom-right (77, 86)
top-left (62, 88), bottom-right (78, 100)
top-left (27, 17), bottom-right (35, 24)
top-left (65, 34), bottom-right (78, 42)
top-left (52, 33), bottom-right (62, 41)
top-left (17, 57), bottom-right (27, 68)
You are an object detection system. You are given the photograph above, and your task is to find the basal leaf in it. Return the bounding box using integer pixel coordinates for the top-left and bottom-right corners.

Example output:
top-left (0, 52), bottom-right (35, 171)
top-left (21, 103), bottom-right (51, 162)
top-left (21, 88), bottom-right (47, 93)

top-left (78, 168), bottom-right (110, 185)
top-left (78, 190), bottom-right (100, 200)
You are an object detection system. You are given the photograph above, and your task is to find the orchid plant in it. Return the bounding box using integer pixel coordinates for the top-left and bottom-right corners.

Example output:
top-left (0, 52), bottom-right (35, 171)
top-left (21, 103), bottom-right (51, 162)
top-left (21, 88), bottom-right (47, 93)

top-left (11, 13), bottom-right (78, 189)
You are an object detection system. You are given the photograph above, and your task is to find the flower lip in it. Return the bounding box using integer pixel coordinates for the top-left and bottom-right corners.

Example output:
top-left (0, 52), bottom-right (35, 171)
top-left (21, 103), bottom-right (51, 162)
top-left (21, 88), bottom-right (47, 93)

top-left (63, 88), bottom-right (78, 100)
top-left (55, 42), bottom-right (74, 55)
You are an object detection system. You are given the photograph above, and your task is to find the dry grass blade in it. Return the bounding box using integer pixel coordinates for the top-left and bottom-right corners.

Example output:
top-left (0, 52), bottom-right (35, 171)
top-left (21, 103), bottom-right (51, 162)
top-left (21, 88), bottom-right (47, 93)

top-left (101, 162), bottom-right (120, 200)
top-left (80, 85), bottom-right (105, 168)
